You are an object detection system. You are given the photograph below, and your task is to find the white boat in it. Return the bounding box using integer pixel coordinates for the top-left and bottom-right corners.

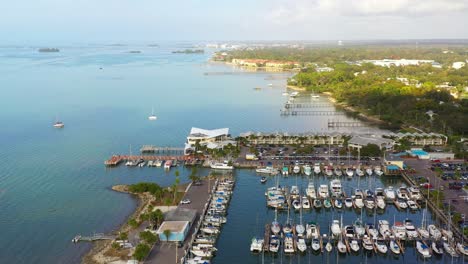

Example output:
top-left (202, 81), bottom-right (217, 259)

top-left (428, 224), bottom-right (442, 240)
top-left (269, 235), bottom-right (280, 253)
top-left (53, 121), bottom-right (64, 128)
top-left (154, 160), bottom-right (162, 167)
top-left (442, 229), bottom-right (454, 240)
top-left (362, 236), bottom-right (374, 251)
top-left (392, 222), bottom-right (406, 240)
top-left (306, 222), bottom-right (319, 239)
top-left (416, 241), bottom-right (431, 258)
top-left (301, 196), bottom-right (310, 209)
top-left (330, 179), bottom-right (342, 198)
top-left (457, 243), bottom-right (468, 256)
top-left (408, 186), bottom-right (422, 200)
top-left (404, 219), bottom-right (418, 239)
top-left (365, 168), bottom-right (373, 176)
top-left (313, 199), bottom-right (322, 208)
top-left (344, 198), bottom-right (353, 208)
top-left (191, 249), bottom-right (214, 258)
top-left (418, 227), bottom-right (430, 239)
top-left (297, 238), bottom-right (307, 253)
top-left (271, 220), bottom-right (281, 235)
top-left (164, 160), bottom-right (172, 170)
top-left (186, 257), bottom-right (211, 264)
top-left (384, 186), bottom-right (396, 200)
top-left (353, 189), bottom-right (364, 208)
top-left (356, 168), bottom-right (365, 177)
top-left (390, 239), bottom-right (401, 254)
top-left (290, 91), bottom-right (299, 97)
top-left (346, 168), bottom-right (354, 177)
top-left (304, 165), bottom-right (312, 176)
top-left (374, 166), bottom-right (384, 176)
top-left (306, 183), bottom-right (317, 199)
top-left (292, 199), bottom-right (301, 210)
top-left (313, 163), bottom-right (321, 174)
top-left (290, 185), bottom-right (300, 198)
top-left (337, 239), bottom-right (347, 254)
top-left (325, 166), bottom-right (333, 177)
top-left (334, 199), bottom-right (343, 209)
top-left (148, 107), bottom-right (157, 120)
top-left (210, 160), bottom-right (233, 170)
top-left (318, 185), bottom-right (329, 198)
top-left (350, 239), bottom-right (360, 252)
top-left (375, 238), bottom-right (388, 254)
top-left (334, 168), bottom-right (342, 176)
top-left (396, 199), bottom-right (408, 209)
top-left (396, 186), bottom-right (410, 200)
top-left (311, 238), bottom-right (321, 251)
top-left (331, 220), bottom-right (341, 237)
top-left (444, 242), bottom-right (459, 257)
top-left (282, 92), bottom-right (289, 96)
top-left (256, 167), bottom-right (278, 175)
top-left (283, 222), bottom-right (292, 234)
top-left (378, 220), bottom-right (392, 238)
top-left (250, 237), bottom-right (264, 252)
top-left (284, 233), bottom-right (295, 253)
top-left (407, 200), bottom-right (419, 210)
top-left (293, 165), bottom-right (300, 174)
top-left (364, 196), bottom-right (375, 210)
top-left (296, 224), bottom-right (305, 236)
top-left (325, 241), bottom-right (333, 252)
top-left (376, 197), bottom-right (386, 210)
top-left (354, 219), bottom-right (366, 237)
top-left (366, 223), bottom-right (378, 238)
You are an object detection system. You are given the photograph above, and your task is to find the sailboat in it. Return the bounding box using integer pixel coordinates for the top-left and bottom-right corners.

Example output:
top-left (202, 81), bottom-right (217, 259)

top-left (271, 209), bottom-right (281, 235)
top-left (148, 106), bottom-right (157, 120)
top-left (296, 205), bottom-right (305, 237)
top-left (416, 241), bottom-right (431, 258)
top-left (53, 115), bottom-right (64, 128)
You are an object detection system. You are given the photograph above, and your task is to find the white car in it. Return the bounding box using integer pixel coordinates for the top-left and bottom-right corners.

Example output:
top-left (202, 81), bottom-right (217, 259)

top-left (180, 199), bottom-right (191, 204)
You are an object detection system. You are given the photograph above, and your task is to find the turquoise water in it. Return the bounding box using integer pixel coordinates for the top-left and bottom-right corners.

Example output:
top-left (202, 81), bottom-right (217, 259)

top-left (0, 44), bottom-right (452, 263)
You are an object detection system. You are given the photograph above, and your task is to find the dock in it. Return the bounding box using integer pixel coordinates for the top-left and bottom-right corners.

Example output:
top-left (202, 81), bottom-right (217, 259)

top-left (140, 145), bottom-right (185, 154)
top-left (280, 110), bottom-right (345, 116)
top-left (264, 224), bottom-right (271, 252)
top-left (104, 154), bottom-right (199, 167)
top-left (284, 102), bottom-right (331, 109)
top-left (327, 120), bottom-right (365, 128)
top-left (396, 239), bottom-right (405, 254)
top-left (72, 233), bottom-right (115, 243)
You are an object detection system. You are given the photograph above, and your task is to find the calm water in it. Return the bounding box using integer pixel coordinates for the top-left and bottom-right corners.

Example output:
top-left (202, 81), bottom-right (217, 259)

top-left (0, 44), bottom-right (455, 263)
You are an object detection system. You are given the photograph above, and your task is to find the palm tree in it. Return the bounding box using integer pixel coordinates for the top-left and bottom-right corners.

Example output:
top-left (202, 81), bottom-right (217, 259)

top-left (163, 229), bottom-right (172, 242)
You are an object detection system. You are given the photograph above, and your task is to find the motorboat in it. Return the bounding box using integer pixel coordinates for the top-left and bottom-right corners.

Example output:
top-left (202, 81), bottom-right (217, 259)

top-left (404, 219), bottom-right (418, 239)
top-left (432, 241), bottom-right (444, 255)
top-left (311, 238), bottom-right (321, 251)
top-left (331, 220), bottom-right (341, 237)
top-left (200, 225), bottom-right (219, 235)
top-left (366, 223), bottom-right (378, 238)
top-left (416, 241), bottom-right (431, 258)
top-left (346, 168), bottom-right (354, 177)
top-left (408, 186), bottom-right (422, 200)
top-left (148, 107), bottom-right (157, 120)
top-left (186, 257), bottom-right (211, 264)
top-left (418, 227), bottom-right (430, 239)
top-left (194, 235), bottom-right (216, 244)
top-left (325, 166), bottom-right (333, 177)
top-left (53, 121), bottom-right (64, 128)
top-left (256, 167), bottom-right (278, 175)
top-left (396, 186), bottom-right (410, 200)
top-left (293, 165), bottom-right (300, 174)
top-left (350, 239), bottom-right (360, 252)
top-left (302, 196), bottom-right (311, 209)
top-left (269, 235), bottom-right (280, 253)
top-left (444, 242), bottom-right (459, 257)
top-left (330, 179), bottom-right (342, 198)
top-left (362, 236), bottom-right (374, 251)
top-left (304, 165), bottom-right (311, 176)
top-left (442, 229), bottom-right (454, 240)
top-left (337, 239), bottom-right (347, 254)
top-left (344, 197), bottom-right (353, 208)
top-left (384, 186), bottom-right (396, 200)
top-left (364, 196), bottom-right (375, 210)
top-left (271, 220), bottom-right (281, 235)
top-left (390, 239), bottom-right (401, 254)
top-left (318, 185), bottom-right (329, 198)
top-left (375, 238), bottom-right (388, 254)
top-left (292, 199), bottom-right (301, 210)
top-left (313, 163), bottom-right (321, 174)
top-left (407, 200), bottom-right (419, 210)
top-left (154, 160), bottom-right (162, 167)
top-left (313, 199), bottom-right (322, 209)
top-left (457, 243), bottom-right (468, 256)
top-left (375, 188), bottom-right (385, 199)
top-left (325, 241), bottom-right (333, 252)
top-left (290, 91), bottom-right (299, 97)
top-left (392, 222), bottom-right (406, 240)
top-left (378, 220), bottom-right (392, 238)
top-left (296, 222), bottom-right (305, 236)
top-left (210, 160), bottom-right (233, 170)
top-left (354, 219), bottom-right (366, 237)
top-left (334, 199), bottom-right (343, 209)
top-left (283, 222), bottom-right (292, 234)
top-left (376, 197), bottom-right (386, 210)
top-left (365, 168), bottom-right (373, 176)
top-left (353, 190), bottom-right (364, 209)
top-left (284, 233), bottom-right (295, 253)
top-left (374, 166), bottom-right (384, 176)
top-left (345, 225), bottom-right (356, 238)
top-left (334, 168), bottom-right (342, 176)
top-left (290, 185), bottom-right (300, 198)
top-left (297, 238), bottom-right (307, 253)
top-left (260, 177), bottom-right (267, 183)
top-left (250, 237), bottom-right (264, 252)
top-left (355, 168), bottom-right (365, 177)
top-left (428, 224), bottom-right (442, 240)
top-left (191, 248), bottom-right (215, 258)
top-left (306, 222), bottom-right (319, 239)
top-left (323, 198), bottom-right (332, 209)
top-left (282, 166), bottom-right (289, 176)
top-left (396, 198), bottom-right (408, 209)
top-left (306, 183), bottom-right (317, 199)
top-left (164, 160), bottom-right (172, 170)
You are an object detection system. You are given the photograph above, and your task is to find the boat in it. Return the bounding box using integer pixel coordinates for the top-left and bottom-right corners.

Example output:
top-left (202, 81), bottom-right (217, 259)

top-left (323, 198), bottom-right (332, 209)
top-left (210, 160), bottom-right (233, 170)
top-left (200, 226), bottom-right (219, 235)
top-left (164, 160), bottom-right (172, 170)
top-left (365, 168), bottom-right (373, 176)
top-left (407, 200), bottom-right (418, 210)
top-left (334, 199), bottom-right (343, 209)
top-left (290, 186), bottom-right (300, 198)
top-left (392, 222), bottom-right (406, 240)
top-left (355, 168), bottom-right (365, 177)
top-left (282, 92), bottom-right (289, 96)
top-left (384, 186), bottom-right (396, 200)
top-left (304, 165), bottom-right (311, 176)
top-left (269, 235), bottom-right (280, 253)
top-left (376, 197), bottom-right (386, 210)
top-left (325, 166), bottom-right (333, 177)
top-left (396, 186), bottom-right (410, 200)
top-left (191, 248), bottom-right (215, 258)
top-left (306, 222), bottom-right (319, 239)
top-left (283, 222), bottom-right (292, 234)
top-left (354, 219), bottom-right (366, 237)
top-left (418, 227), bottom-right (430, 239)
top-left (186, 257), bottom-right (211, 264)
top-left (416, 241), bottom-right (431, 258)
top-left (250, 237), bottom-right (264, 252)
top-left (284, 233), bottom-right (295, 253)
top-left (282, 166), bottom-right (289, 176)
top-left (334, 168), bottom-right (342, 176)
top-left (337, 239), bottom-right (347, 254)
top-left (362, 236), bottom-right (374, 251)
top-left (53, 121), bottom-right (64, 128)
top-left (442, 229), bottom-right (454, 240)
top-left (330, 179), bottom-right (342, 198)
top-left (148, 107), bottom-right (157, 120)
top-left (297, 237), bottom-right (307, 253)
top-left (302, 196), bottom-right (310, 209)
top-left (147, 160), bottom-right (153, 167)
top-left (378, 220), bottom-right (392, 238)
top-left (260, 177), bottom-right (267, 183)
top-left (325, 241), bottom-right (333, 252)
top-left (389, 239), bottom-right (401, 254)
top-left (331, 220), bottom-right (341, 237)
top-left (364, 195), bottom-right (375, 210)
top-left (313, 163), bottom-right (321, 174)
top-left (405, 219), bottom-right (418, 239)
top-left (345, 198), bottom-right (353, 208)
top-left (350, 239), bottom-right (360, 252)
top-left (293, 165), bottom-right (301, 174)
top-left (154, 160), bottom-right (162, 167)
top-left (375, 238), bottom-right (388, 254)
top-left (256, 167), bottom-right (278, 175)
top-left (306, 183), bottom-right (317, 199)
top-left (353, 189), bottom-right (364, 209)
top-left (374, 166), bottom-right (384, 176)
top-left (311, 238), bottom-right (321, 251)
top-left (432, 241), bottom-right (444, 255)
top-left (428, 224), bottom-right (442, 240)
top-left (408, 186), bottom-right (422, 200)
top-left (271, 214), bottom-right (281, 235)
top-left (318, 185), bottom-right (329, 198)
top-left (366, 223), bottom-right (378, 238)
top-left (346, 168), bottom-right (354, 177)
top-left (296, 223), bottom-right (305, 237)
top-left (313, 199), bottom-right (322, 209)
top-left (290, 91), bottom-right (299, 97)
top-left (444, 242), bottom-right (459, 257)
top-left (396, 198), bottom-right (408, 209)
top-left (457, 243), bottom-right (468, 256)
top-left (292, 199), bottom-right (301, 210)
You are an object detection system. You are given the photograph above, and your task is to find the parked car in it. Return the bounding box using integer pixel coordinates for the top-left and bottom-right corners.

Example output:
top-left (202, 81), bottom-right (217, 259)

top-left (180, 199), bottom-right (191, 204)
top-left (449, 182), bottom-right (463, 190)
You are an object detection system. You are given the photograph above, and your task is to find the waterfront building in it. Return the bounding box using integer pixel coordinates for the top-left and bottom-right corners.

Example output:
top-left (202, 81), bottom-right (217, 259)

top-left (383, 154), bottom-right (405, 175)
top-left (238, 131), bottom-right (345, 145)
top-left (156, 208), bottom-right (197, 243)
top-left (185, 127), bottom-right (230, 154)
top-left (385, 132), bottom-right (447, 146)
top-left (348, 135), bottom-right (394, 151)
top-left (361, 59), bottom-right (436, 67)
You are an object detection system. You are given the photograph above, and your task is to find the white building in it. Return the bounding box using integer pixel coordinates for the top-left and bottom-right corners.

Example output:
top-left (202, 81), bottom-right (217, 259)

top-left (452, 61), bottom-right (466, 69)
top-left (348, 135), bottom-right (395, 151)
top-left (362, 59), bottom-right (435, 67)
top-left (185, 127), bottom-right (230, 154)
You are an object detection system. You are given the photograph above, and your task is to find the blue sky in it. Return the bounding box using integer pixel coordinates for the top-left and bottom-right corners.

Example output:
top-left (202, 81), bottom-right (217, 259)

top-left (1, 0), bottom-right (468, 44)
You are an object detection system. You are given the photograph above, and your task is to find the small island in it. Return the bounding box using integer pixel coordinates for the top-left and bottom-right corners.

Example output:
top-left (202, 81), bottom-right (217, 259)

top-left (172, 49), bottom-right (204, 54)
top-left (38, 48), bottom-right (60, 53)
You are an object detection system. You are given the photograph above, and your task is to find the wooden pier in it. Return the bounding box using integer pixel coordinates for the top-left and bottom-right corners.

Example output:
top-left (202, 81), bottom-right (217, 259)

top-left (140, 145), bottom-right (185, 154)
top-left (104, 154), bottom-right (199, 167)
top-left (264, 224), bottom-right (271, 252)
top-left (327, 120), bottom-right (365, 128)
top-left (280, 110), bottom-right (345, 116)
top-left (284, 102), bottom-right (331, 109)
top-left (72, 233), bottom-right (115, 243)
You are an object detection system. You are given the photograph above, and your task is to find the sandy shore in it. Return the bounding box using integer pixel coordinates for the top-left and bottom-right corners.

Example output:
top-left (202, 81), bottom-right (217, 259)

top-left (286, 85), bottom-right (306, 91)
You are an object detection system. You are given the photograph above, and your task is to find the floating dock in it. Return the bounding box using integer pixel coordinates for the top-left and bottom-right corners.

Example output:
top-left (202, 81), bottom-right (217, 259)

top-left (104, 155), bottom-right (199, 166)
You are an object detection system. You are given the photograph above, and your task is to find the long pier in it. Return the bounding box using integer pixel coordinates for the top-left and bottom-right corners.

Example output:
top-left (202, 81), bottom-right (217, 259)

top-left (280, 110), bottom-right (345, 116)
top-left (140, 145), bottom-right (185, 154)
top-left (72, 233), bottom-right (115, 243)
top-left (284, 102), bottom-right (332, 109)
top-left (327, 120), bottom-right (366, 128)
top-left (104, 155), bottom-right (197, 166)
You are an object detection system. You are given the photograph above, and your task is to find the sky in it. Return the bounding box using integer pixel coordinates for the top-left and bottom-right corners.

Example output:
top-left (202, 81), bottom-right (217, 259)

top-left (1, 0), bottom-right (468, 44)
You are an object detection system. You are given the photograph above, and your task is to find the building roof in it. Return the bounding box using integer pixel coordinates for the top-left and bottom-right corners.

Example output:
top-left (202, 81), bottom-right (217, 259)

top-left (156, 221), bottom-right (189, 234)
top-left (165, 208), bottom-right (197, 223)
top-left (188, 127), bottom-right (229, 139)
top-left (349, 135), bottom-right (394, 146)
top-left (385, 154), bottom-right (403, 161)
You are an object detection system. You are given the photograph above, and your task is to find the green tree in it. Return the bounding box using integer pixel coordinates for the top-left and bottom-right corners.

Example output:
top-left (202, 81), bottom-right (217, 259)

top-left (133, 243), bottom-right (151, 261)
top-left (359, 144), bottom-right (382, 157)
top-left (118, 231), bottom-right (128, 241)
top-left (128, 218), bottom-right (139, 228)
top-left (163, 229), bottom-right (172, 242)
top-left (139, 231), bottom-right (158, 245)
top-left (172, 176), bottom-right (180, 204)
top-left (148, 209), bottom-right (164, 227)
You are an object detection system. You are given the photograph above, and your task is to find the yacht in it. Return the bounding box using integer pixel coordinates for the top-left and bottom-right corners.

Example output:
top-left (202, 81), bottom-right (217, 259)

top-left (306, 183), bottom-right (317, 199)
top-left (334, 167), bottom-right (343, 176)
top-left (303, 165), bottom-right (312, 176)
top-left (444, 242), bottom-right (459, 257)
top-left (408, 186), bottom-right (422, 200)
top-left (330, 179), bottom-right (342, 197)
top-left (337, 239), bottom-right (347, 254)
top-left (290, 186), bottom-right (300, 198)
top-left (311, 238), bottom-right (321, 251)
top-left (392, 222), bottom-right (406, 240)
top-left (154, 160), bottom-right (162, 167)
top-left (313, 199), bottom-right (322, 209)
top-left (283, 222), bottom-right (292, 234)
top-left (366, 223), bottom-right (378, 238)
top-left (318, 185), bottom-right (329, 198)
top-left (345, 225), bottom-right (355, 238)
top-left (432, 241), bottom-right (444, 255)
top-left (344, 197), bottom-right (353, 208)
top-left (53, 121), bottom-right (64, 128)
top-left (148, 107), bottom-right (157, 120)
top-left (284, 233), bottom-right (295, 253)
top-left (269, 235), bottom-right (280, 253)
top-left (334, 199), bottom-right (343, 209)
top-left (186, 257), bottom-right (211, 264)
top-left (256, 167), bottom-right (278, 175)
top-left (362, 236), bottom-right (374, 251)
top-left (457, 243), bottom-right (468, 256)
top-left (271, 219), bottom-right (281, 235)
top-left (164, 160), bottom-right (172, 170)
top-left (210, 161), bottom-right (233, 170)
top-left (331, 220), bottom-right (341, 237)
top-left (313, 163), bottom-right (321, 174)
top-left (250, 237), bottom-right (264, 252)
top-left (365, 167), bottom-right (373, 176)
top-left (376, 197), bottom-right (386, 210)
top-left (378, 220), bottom-right (392, 238)
top-left (346, 168), bottom-right (354, 177)
top-left (416, 241), bottom-right (431, 258)
top-left (354, 219), bottom-right (366, 237)
top-left (390, 239), bottom-right (401, 254)
top-left (297, 237), bottom-right (307, 253)
top-left (374, 166), bottom-right (383, 176)
top-left (404, 219), bottom-right (418, 239)
top-left (375, 238), bottom-right (388, 254)
top-left (293, 165), bottom-right (300, 174)
top-left (418, 227), bottom-right (430, 239)
top-left (296, 222), bottom-right (305, 237)
top-left (428, 224), bottom-right (442, 240)
top-left (396, 198), bottom-right (408, 209)
top-left (292, 199), bottom-right (301, 210)
top-left (355, 168), bottom-right (365, 177)
top-left (325, 166), bottom-right (333, 177)
top-left (396, 186), bottom-right (410, 200)
top-left (306, 222), bottom-right (319, 239)
top-left (302, 196), bottom-right (310, 209)
top-left (407, 200), bottom-right (419, 210)
top-left (350, 239), bottom-right (360, 252)
top-left (353, 189), bottom-right (364, 209)
top-left (384, 186), bottom-right (396, 200)
top-left (442, 229), bottom-right (454, 240)
top-left (364, 195), bottom-right (375, 210)
top-left (325, 241), bottom-right (333, 252)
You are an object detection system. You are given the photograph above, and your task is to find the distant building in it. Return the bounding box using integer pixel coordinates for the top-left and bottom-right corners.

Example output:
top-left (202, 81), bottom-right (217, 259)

top-left (452, 61), bottom-right (466, 69)
top-left (348, 135), bottom-right (394, 151)
top-left (383, 154), bottom-right (405, 175)
top-left (231, 58), bottom-right (299, 68)
top-left (361, 59), bottom-right (436, 67)
top-left (239, 131), bottom-right (345, 145)
top-left (316, 67), bottom-right (334, 72)
top-left (185, 127), bottom-right (230, 154)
